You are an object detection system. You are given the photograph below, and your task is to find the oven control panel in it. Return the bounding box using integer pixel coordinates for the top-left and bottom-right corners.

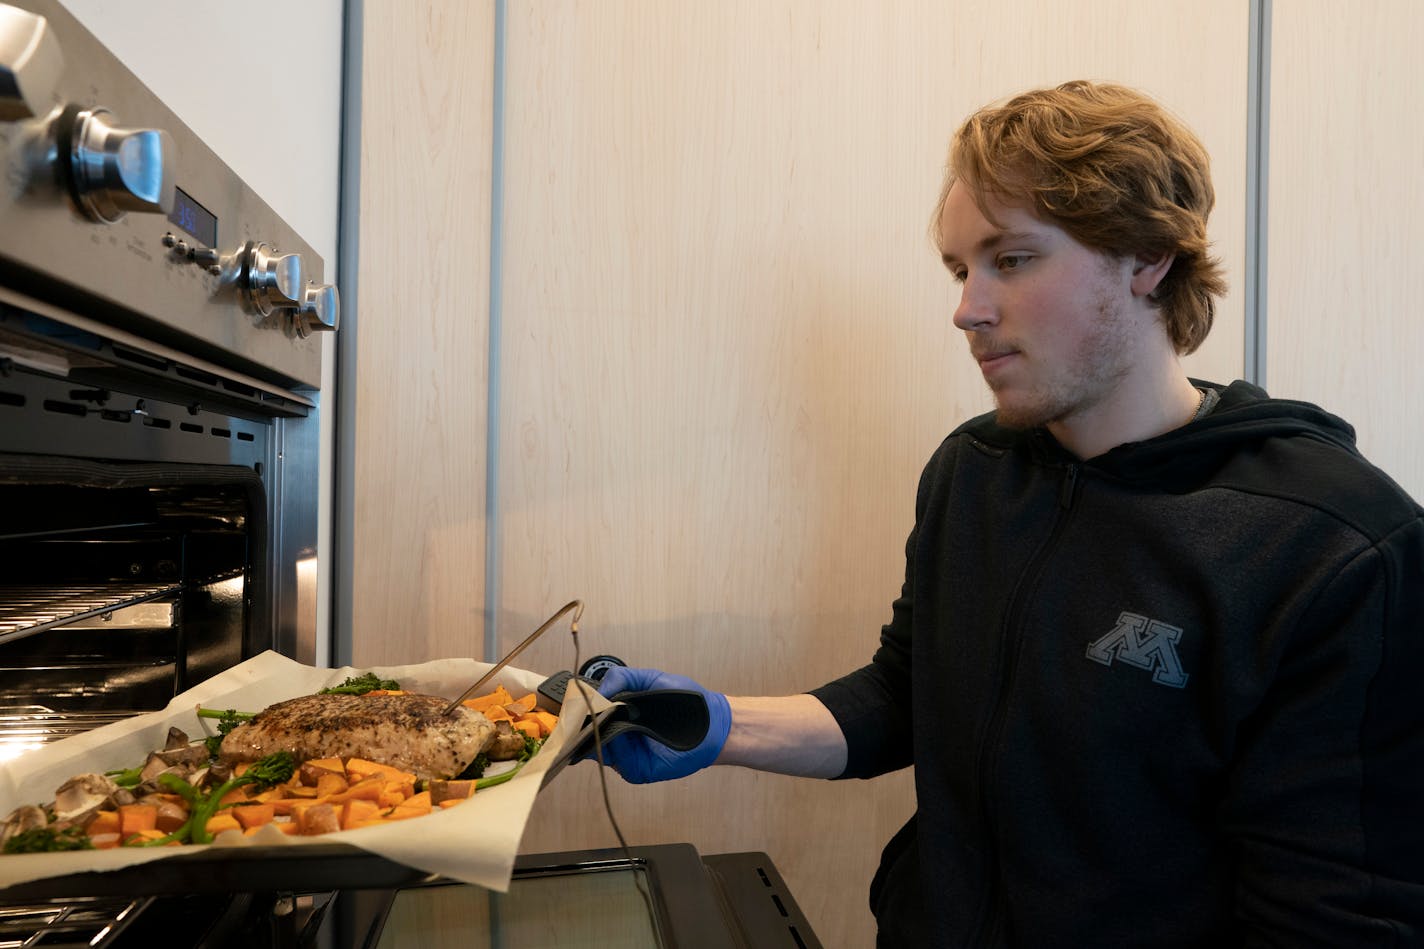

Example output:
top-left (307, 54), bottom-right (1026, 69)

top-left (0, 0), bottom-right (335, 389)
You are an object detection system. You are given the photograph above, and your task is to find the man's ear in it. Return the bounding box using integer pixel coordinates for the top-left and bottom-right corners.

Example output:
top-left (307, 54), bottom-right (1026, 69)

top-left (1130, 252), bottom-right (1175, 299)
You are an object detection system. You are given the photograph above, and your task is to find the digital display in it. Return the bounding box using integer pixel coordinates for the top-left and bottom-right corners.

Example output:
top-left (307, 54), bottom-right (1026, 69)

top-left (168, 187), bottom-right (218, 248)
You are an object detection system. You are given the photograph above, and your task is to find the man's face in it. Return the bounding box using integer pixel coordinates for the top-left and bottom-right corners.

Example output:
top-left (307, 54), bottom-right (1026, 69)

top-left (937, 182), bottom-right (1145, 430)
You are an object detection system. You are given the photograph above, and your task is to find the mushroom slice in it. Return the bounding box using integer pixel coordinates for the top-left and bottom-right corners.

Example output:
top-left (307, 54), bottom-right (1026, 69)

top-left (2, 805), bottom-right (49, 847)
top-left (53, 773), bottom-right (120, 823)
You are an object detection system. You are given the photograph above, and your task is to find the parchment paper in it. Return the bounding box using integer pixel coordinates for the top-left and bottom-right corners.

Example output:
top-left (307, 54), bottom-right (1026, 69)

top-left (0, 650), bottom-right (611, 892)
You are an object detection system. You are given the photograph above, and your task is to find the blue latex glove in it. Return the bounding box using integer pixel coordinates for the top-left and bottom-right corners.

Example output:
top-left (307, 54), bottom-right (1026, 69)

top-left (591, 666), bottom-right (731, 784)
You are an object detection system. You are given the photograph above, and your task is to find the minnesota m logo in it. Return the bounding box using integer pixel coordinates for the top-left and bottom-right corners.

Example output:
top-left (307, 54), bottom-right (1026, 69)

top-left (1086, 611), bottom-right (1189, 689)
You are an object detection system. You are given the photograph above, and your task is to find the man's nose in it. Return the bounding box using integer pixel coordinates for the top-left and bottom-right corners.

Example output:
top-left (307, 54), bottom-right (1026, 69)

top-left (952, 273), bottom-right (997, 330)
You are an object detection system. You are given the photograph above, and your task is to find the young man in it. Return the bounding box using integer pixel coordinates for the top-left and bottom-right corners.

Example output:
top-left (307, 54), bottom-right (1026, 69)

top-left (595, 82), bottom-right (1424, 946)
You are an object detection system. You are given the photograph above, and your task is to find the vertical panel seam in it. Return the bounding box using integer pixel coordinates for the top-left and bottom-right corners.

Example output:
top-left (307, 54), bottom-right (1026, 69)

top-left (485, 0), bottom-right (507, 663)
top-left (1245, 0), bottom-right (1271, 387)
top-left (333, 0), bottom-right (363, 668)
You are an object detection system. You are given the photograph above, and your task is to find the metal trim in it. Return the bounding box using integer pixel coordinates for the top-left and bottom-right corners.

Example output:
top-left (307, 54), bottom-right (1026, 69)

top-left (1245, 0), bottom-right (1272, 387)
top-left (333, 0), bottom-right (364, 669)
top-left (484, 0), bottom-right (508, 665)
top-left (0, 286), bottom-right (314, 409)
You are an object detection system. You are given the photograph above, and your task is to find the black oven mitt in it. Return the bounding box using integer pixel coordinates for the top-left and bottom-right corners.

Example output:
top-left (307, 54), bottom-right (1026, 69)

top-left (566, 688), bottom-right (712, 760)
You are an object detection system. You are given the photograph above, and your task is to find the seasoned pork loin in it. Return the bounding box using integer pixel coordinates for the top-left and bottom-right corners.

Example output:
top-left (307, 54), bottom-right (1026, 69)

top-left (220, 693), bottom-right (496, 780)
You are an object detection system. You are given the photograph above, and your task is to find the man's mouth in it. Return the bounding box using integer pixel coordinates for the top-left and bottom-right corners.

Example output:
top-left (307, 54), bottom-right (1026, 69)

top-left (974, 349), bottom-right (1018, 367)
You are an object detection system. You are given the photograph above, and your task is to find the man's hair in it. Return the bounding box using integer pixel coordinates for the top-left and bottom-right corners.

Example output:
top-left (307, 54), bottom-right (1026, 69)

top-left (935, 80), bottom-right (1227, 355)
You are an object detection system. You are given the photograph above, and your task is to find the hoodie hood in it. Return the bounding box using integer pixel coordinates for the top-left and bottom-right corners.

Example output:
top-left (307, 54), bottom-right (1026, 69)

top-left (957, 380), bottom-right (1361, 490)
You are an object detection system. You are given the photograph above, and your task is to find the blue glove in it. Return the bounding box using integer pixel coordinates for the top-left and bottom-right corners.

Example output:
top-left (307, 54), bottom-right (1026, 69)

top-left (591, 666), bottom-right (731, 784)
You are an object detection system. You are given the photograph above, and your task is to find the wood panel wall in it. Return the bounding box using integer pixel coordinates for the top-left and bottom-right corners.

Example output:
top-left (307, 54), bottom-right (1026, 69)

top-left (1265, 0), bottom-right (1424, 498)
top-left (492, 4), bottom-right (1248, 946)
top-left (349, 1), bottom-right (497, 665)
top-left (347, 4), bottom-right (1424, 939)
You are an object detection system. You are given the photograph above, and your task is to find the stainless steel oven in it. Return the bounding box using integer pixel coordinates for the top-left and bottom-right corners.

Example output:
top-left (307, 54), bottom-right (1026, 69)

top-left (0, 0), bottom-right (335, 715)
top-left (1, 0), bottom-right (334, 936)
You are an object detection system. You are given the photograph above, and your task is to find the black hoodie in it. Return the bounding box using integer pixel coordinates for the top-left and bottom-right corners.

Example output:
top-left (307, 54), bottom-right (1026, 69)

top-left (811, 380), bottom-right (1424, 947)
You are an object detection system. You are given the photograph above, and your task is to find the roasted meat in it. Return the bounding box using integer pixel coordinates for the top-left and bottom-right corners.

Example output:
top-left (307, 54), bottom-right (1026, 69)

top-left (219, 693), bottom-right (496, 780)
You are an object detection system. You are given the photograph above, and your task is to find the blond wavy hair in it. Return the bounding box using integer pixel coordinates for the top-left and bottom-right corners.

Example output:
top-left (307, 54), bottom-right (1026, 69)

top-left (935, 81), bottom-right (1227, 355)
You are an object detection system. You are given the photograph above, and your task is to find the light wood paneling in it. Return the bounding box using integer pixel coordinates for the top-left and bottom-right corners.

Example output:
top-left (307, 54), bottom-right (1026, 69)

top-left (1266, 1), bottom-right (1424, 498)
top-left (350, 2), bottom-right (497, 665)
top-left (496, 3), bottom-right (1249, 945)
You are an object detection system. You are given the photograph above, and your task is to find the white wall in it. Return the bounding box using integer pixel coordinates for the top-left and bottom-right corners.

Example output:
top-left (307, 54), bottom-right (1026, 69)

top-left (59, 0), bottom-right (345, 664)
top-left (59, 0), bottom-right (343, 265)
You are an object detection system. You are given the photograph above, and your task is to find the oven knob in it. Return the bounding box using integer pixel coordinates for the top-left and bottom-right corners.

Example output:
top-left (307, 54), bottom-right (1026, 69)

top-left (58, 106), bottom-right (175, 222)
top-left (0, 4), bottom-right (64, 121)
top-left (240, 241), bottom-right (304, 316)
top-left (294, 282), bottom-right (339, 337)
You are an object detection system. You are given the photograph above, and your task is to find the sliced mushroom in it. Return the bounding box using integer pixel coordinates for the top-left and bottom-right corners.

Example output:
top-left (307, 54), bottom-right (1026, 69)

top-left (1, 804), bottom-right (49, 847)
top-left (486, 720), bottom-right (527, 761)
top-left (52, 773), bottom-right (120, 823)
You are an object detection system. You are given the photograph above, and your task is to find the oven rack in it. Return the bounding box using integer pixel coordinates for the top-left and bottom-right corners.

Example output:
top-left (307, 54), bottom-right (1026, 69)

top-left (0, 894), bottom-right (152, 948)
top-left (0, 706), bottom-right (139, 755)
top-left (0, 583), bottom-right (179, 645)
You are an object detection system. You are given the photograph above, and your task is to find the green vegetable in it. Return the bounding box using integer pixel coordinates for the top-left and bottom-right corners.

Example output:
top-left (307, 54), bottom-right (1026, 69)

top-left (105, 765), bottom-right (143, 788)
top-left (473, 737), bottom-right (544, 791)
top-left (135, 751), bottom-right (296, 847)
top-left (318, 672), bottom-right (401, 695)
top-left (197, 708), bottom-right (255, 758)
top-left (4, 824), bottom-right (94, 854)
top-left (457, 752), bottom-right (491, 780)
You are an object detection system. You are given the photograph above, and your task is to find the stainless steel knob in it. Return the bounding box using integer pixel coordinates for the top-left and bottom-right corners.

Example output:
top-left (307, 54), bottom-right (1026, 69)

top-left (0, 4), bottom-right (64, 121)
top-left (294, 282), bottom-right (339, 337)
top-left (64, 107), bottom-right (176, 222)
top-left (241, 241), bottom-right (304, 317)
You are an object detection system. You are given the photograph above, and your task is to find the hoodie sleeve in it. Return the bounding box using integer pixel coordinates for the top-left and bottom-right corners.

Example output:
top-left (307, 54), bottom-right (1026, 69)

top-left (1230, 514), bottom-right (1424, 945)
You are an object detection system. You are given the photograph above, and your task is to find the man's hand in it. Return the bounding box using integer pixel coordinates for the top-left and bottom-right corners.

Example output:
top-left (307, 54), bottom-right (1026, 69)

top-left (593, 666), bottom-right (732, 784)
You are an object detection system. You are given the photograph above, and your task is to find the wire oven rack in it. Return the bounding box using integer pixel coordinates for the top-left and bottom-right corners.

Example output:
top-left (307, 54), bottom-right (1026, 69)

top-left (0, 895), bottom-right (153, 948)
top-left (0, 583), bottom-right (179, 646)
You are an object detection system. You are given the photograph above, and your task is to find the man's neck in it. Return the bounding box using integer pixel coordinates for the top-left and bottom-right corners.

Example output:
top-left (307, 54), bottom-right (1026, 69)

top-left (1047, 370), bottom-right (1202, 460)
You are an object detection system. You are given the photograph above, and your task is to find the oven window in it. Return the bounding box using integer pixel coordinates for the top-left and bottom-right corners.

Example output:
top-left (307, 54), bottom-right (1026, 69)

top-left (376, 869), bottom-right (661, 948)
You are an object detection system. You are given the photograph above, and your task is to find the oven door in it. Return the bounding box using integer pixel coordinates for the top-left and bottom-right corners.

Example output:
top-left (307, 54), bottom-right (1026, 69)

top-left (0, 844), bottom-right (822, 949)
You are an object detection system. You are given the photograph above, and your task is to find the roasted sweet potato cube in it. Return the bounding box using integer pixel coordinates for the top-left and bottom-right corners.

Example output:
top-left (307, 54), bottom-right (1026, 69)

top-left (505, 693), bottom-right (537, 715)
top-left (86, 810), bottom-right (121, 836)
top-left (340, 798), bottom-right (381, 829)
top-left (205, 813), bottom-right (242, 837)
top-left (219, 786), bottom-right (253, 806)
top-left (330, 776), bottom-right (384, 803)
top-left (300, 759), bottom-right (346, 786)
top-left (528, 711), bottom-right (559, 737)
top-left (233, 804), bottom-right (275, 830)
top-left (428, 779), bottom-right (477, 804)
top-left (118, 804), bottom-right (158, 837)
top-left (512, 718), bottom-right (541, 740)
top-left (461, 686), bottom-right (513, 712)
top-left (298, 803), bottom-right (340, 836)
top-left (315, 772), bottom-right (350, 798)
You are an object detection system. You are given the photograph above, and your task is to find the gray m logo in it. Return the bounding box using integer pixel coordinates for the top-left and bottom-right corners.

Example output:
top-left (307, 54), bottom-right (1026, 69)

top-left (1086, 611), bottom-right (1190, 689)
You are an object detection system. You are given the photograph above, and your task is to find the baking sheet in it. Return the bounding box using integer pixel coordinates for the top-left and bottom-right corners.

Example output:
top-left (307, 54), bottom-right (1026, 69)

top-left (0, 650), bottom-right (611, 894)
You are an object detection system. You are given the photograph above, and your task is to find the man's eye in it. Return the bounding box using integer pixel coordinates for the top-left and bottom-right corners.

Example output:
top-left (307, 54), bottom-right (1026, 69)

top-left (997, 254), bottom-right (1030, 271)
top-left (951, 268), bottom-right (968, 284)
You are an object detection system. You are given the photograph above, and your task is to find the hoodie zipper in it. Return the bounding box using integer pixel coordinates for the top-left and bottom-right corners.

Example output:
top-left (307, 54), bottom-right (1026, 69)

top-left (966, 461), bottom-right (1081, 946)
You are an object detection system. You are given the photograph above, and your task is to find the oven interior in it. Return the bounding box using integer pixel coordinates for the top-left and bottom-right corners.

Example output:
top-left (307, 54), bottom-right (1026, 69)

top-left (0, 467), bottom-right (264, 760)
